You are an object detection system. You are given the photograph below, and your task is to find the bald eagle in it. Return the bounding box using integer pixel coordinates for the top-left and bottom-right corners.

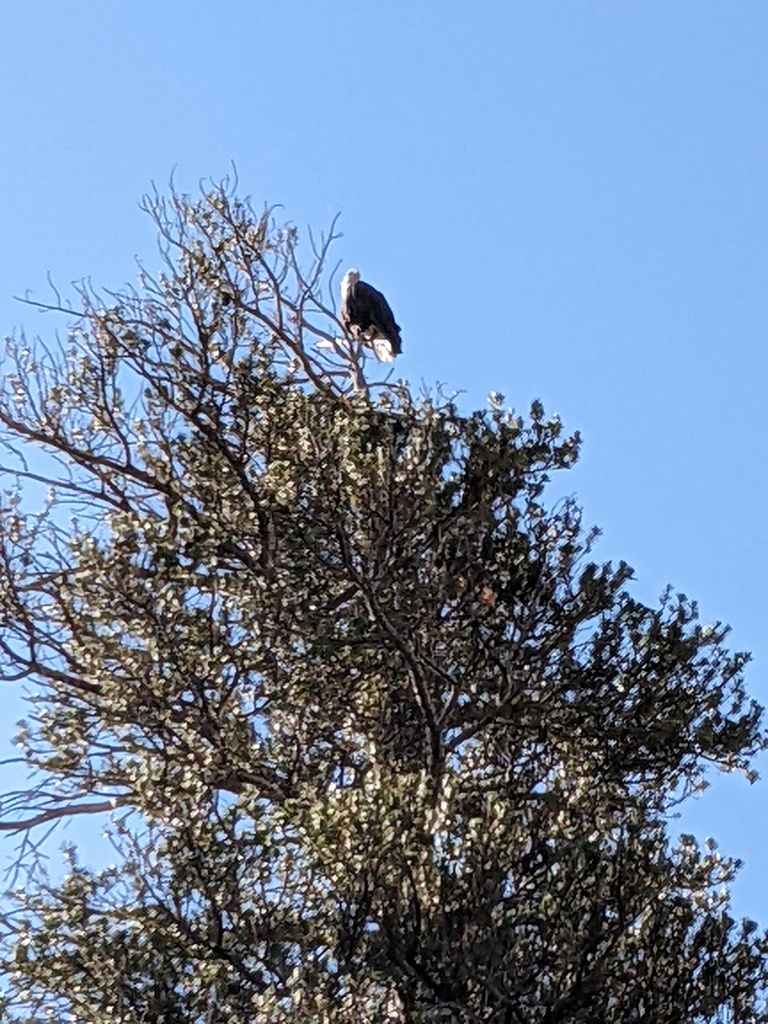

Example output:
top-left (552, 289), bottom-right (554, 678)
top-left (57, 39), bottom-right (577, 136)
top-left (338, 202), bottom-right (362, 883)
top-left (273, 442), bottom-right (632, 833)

top-left (340, 268), bottom-right (402, 363)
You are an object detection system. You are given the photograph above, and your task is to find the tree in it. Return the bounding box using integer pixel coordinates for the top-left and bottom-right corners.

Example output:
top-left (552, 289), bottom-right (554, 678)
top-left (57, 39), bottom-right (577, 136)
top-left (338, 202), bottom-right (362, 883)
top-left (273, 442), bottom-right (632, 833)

top-left (0, 180), bottom-right (765, 1023)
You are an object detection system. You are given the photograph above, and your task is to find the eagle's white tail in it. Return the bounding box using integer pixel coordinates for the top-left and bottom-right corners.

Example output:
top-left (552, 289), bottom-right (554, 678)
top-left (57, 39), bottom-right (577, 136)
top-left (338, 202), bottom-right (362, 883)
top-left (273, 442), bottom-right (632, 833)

top-left (371, 336), bottom-right (395, 363)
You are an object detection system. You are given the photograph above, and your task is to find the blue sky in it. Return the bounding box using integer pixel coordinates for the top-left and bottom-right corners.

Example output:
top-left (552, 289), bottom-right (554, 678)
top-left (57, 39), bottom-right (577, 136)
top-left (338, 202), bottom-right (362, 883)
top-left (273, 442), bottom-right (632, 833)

top-left (1, 1), bottom-right (767, 918)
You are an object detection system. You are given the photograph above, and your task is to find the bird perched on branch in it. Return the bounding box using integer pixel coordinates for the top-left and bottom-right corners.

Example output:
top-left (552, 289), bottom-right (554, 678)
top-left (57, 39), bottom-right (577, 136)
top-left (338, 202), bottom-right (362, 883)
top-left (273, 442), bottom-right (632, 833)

top-left (340, 268), bottom-right (402, 362)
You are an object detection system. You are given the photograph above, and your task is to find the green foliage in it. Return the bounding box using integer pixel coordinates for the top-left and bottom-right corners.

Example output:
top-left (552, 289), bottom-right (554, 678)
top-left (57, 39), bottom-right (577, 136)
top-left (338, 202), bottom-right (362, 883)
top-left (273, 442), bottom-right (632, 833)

top-left (0, 182), bottom-right (765, 1022)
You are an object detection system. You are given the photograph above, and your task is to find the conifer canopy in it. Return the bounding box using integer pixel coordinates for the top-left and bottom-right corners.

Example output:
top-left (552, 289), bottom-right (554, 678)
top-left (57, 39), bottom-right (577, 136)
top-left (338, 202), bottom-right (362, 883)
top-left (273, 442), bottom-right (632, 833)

top-left (0, 183), bottom-right (765, 1022)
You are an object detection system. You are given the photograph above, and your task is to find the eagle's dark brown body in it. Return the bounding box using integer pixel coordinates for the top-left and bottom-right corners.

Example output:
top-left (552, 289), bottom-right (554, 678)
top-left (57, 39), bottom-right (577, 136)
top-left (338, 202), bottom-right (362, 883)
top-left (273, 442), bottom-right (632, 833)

top-left (340, 269), bottom-right (402, 362)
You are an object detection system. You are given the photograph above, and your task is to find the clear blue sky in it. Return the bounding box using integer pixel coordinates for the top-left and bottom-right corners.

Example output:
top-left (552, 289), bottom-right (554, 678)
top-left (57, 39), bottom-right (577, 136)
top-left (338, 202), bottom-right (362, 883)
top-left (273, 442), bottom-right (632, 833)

top-left (1, 1), bottom-right (767, 918)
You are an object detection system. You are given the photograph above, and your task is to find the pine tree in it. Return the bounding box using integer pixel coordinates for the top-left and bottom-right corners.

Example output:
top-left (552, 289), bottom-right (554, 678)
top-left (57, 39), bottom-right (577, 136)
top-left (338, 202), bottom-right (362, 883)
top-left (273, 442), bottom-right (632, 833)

top-left (0, 182), bottom-right (766, 1022)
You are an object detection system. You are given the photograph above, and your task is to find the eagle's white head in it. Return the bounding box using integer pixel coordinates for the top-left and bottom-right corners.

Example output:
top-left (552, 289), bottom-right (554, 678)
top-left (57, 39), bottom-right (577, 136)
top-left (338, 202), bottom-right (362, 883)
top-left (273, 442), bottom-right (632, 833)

top-left (340, 267), bottom-right (360, 300)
